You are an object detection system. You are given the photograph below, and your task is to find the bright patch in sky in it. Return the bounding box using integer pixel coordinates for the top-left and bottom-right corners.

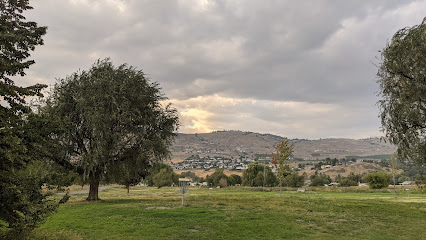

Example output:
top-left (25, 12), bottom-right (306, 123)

top-left (19, 0), bottom-right (426, 139)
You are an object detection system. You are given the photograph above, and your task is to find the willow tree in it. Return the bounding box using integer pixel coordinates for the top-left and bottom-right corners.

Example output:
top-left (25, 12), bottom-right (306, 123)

top-left (377, 19), bottom-right (426, 168)
top-left (43, 59), bottom-right (179, 201)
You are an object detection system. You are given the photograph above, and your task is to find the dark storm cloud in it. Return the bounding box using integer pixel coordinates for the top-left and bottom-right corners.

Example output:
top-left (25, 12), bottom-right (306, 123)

top-left (17, 0), bottom-right (426, 138)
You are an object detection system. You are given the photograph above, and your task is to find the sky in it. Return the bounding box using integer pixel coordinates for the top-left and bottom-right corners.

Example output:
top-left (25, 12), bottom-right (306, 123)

top-left (17, 0), bottom-right (426, 139)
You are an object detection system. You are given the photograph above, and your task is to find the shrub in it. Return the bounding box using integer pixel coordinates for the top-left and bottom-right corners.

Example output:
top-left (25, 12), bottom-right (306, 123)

top-left (152, 169), bottom-right (174, 188)
top-left (218, 178), bottom-right (228, 188)
top-left (310, 173), bottom-right (331, 186)
top-left (339, 178), bottom-right (358, 187)
top-left (284, 172), bottom-right (305, 187)
top-left (365, 172), bottom-right (391, 189)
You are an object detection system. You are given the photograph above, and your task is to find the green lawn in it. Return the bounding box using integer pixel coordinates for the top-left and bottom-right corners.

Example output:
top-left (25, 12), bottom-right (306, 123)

top-left (31, 187), bottom-right (426, 240)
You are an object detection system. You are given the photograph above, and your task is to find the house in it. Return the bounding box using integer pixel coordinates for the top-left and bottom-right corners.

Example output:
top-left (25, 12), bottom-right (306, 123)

top-left (321, 165), bottom-right (332, 169)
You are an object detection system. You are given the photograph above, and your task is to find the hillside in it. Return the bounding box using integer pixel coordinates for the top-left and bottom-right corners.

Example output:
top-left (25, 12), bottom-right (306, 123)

top-left (170, 130), bottom-right (396, 161)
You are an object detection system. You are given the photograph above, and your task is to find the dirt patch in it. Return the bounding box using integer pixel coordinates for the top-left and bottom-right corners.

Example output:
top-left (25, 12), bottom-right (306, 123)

top-left (145, 206), bottom-right (174, 210)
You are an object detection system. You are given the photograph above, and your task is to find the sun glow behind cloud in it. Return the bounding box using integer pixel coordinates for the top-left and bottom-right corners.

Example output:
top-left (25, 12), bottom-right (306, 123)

top-left (23, 0), bottom-right (426, 139)
top-left (163, 95), bottom-right (380, 139)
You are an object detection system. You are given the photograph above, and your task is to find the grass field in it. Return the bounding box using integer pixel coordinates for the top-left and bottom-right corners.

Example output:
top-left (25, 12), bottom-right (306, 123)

top-left (30, 186), bottom-right (426, 240)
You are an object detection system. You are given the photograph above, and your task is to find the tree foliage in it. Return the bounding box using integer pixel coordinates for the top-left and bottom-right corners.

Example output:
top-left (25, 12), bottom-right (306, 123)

top-left (0, 0), bottom-right (72, 237)
top-left (283, 172), bottom-right (305, 188)
top-left (242, 162), bottom-right (277, 187)
top-left (42, 59), bottom-right (179, 200)
top-left (206, 168), bottom-right (228, 187)
top-left (147, 163), bottom-right (178, 187)
top-left (336, 172), bottom-right (362, 187)
top-left (104, 154), bottom-right (150, 193)
top-left (152, 168), bottom-right (176, 188)
top-left (229, 174), bottom-right (242, 185)
top-left (377, 19), bottom-right (426, 167)
top-left (310, 172), bottom-right (331, 186)
top-left (273, 139), bottom-right (293, 184)
top-left (179, 171), bottom-right (200, 182)
top-left (0, 0), bottom-right (46, 84)
top-left (365, 172), bottom-right (391, 189)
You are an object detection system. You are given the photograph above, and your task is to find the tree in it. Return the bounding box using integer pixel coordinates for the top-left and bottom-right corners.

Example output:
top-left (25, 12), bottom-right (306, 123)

top-left (365, 172), bottom-right (391, 189)
top-left (0, 0), bottom-right (47, 86)
top-left (338, 178), bottom-right (357, 187)
top-left (242, 162), bottom-right (277, 187)
top-left (389, 153), bottom-right (398, 195)
top-left (152, 168), bottom-right (175, 188)
top-left (310, 173), bottom-right (331, 186)
top-left (43, 59), bottom-right (179, 200)
top-left (377, 19), bottom-right (426, 168)
top-left (147, 163), bottom-right (178, 188)
top-left (283, 172), bottom-right (305, 188)
top-left (229, 174), bottom-right (242, 185)
top-left (179, 171), bottom-right (200, 183)
top-left (336, 172), bottom-right (362, 187)
top-left (0, 0), bottom-right (70, 237)
top-left (272, 139), bottom-right (293, 196)
top-left (206, 168), bottom-right (228, 187)
top-left (218, 178), bottom-right (228, 188)
top-left (104, 154), bottom-right (149, 193)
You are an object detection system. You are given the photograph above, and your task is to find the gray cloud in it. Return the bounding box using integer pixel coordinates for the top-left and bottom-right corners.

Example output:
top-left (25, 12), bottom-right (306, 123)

top-left (16, 0), bottom-right (426, 138)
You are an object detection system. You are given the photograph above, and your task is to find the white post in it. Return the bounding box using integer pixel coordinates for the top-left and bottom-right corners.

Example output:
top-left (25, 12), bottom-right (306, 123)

top-left (182, 192), bottom-right (184, 208)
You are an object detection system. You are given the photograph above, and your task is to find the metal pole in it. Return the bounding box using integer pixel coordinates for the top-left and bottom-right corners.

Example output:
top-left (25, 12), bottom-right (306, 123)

top-left (182, 191), bottom-right (184, 208)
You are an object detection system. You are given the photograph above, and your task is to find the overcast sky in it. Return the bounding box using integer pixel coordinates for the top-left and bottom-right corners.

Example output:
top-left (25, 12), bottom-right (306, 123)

top-left (18, 0), bottom-right (426, 139)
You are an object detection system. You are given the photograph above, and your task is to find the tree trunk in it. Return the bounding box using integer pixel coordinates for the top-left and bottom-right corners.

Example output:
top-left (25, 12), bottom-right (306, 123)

top-left (127, 184), bottom-right (130, 194)
top-left (393, 171), bottom-right (396, 198)
top-left (87, 170), bottom-right (101, 201)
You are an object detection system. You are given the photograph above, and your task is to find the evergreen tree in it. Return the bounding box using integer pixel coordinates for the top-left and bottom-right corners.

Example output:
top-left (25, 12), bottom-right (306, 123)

top-left (0, 0), bottom-right (69, 237)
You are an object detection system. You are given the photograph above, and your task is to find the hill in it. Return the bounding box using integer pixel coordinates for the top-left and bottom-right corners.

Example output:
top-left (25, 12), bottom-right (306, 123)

top-left (170, 130), bottom-right (396, 161)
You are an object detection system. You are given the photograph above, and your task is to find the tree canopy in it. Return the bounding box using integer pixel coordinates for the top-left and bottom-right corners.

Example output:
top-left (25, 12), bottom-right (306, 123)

top-left (377, 19), bottom-right (426, 167)
top-left (43, 59), bottom-right (179, 200)
top-left (0, 0), bottom-right (68, 237)
top-left (242, 162), bottom-right (277, 187)
top-left (272, 139), bottom-right (293, 195)
top-left (147, 163), bottom-right (178, 188)
top-left (0, 0), bottom-right (47, 115)
top-left (365, 172), bottom-right (391, 189)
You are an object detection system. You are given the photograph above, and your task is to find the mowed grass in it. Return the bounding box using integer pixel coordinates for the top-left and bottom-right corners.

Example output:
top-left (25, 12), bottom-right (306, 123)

top-left (32, 187), bottom-right (426, 240)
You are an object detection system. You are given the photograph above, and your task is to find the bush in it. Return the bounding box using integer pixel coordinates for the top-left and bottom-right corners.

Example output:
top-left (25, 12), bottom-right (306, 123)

top-left (206, 169), bottom-right (228, 187)
top-left (365, 172), bottom-right (391, 189)
top-left (339, 178), bottom-right (358, 187)
top-left (218, 178), bottom-right (228, 188)
top-left (310, 173), bottom-right (331, 186)
top-left (284, 172), bottom-right (305, 188)
top-left (229, 174), bottom-right (242, 185)
top-left (152, 169), bottom-right (174, 188)
top-left (242, 162), bottom-right (277, 187)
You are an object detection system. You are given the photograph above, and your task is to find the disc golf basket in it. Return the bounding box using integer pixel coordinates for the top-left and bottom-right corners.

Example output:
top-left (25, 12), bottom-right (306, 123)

top-left (179, 178), bottom-right (190, 208)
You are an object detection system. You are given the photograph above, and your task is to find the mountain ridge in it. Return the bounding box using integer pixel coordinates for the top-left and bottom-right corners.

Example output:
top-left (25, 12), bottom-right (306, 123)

top-left (171, 130), bottom-right (396, 161)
